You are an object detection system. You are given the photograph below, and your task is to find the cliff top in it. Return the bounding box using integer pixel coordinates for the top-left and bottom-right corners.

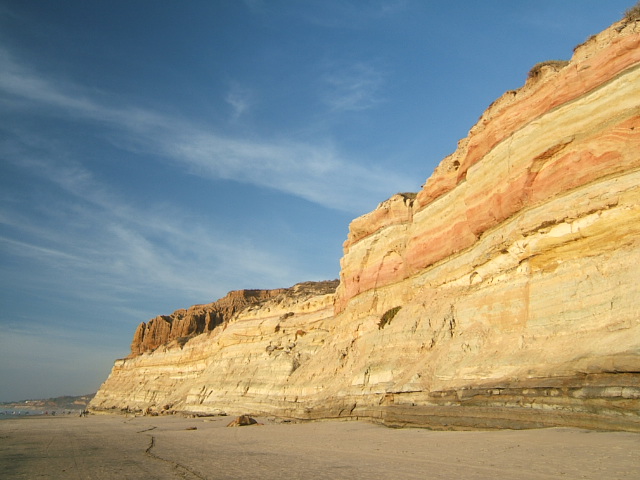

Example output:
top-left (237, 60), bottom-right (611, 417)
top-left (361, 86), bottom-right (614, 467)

top-left (130, 280), bottom-right (339, 355)
top-left (343, 14), bottom-right (640, 249)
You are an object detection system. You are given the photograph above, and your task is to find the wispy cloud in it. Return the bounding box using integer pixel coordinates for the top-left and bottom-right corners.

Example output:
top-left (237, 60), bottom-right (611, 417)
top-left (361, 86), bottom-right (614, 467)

top-left (0, 149), bottom-right (295, 308)
top-left (322, 62), bottom-right (385, 112)
top-left (0, 236), bottom-right (81, 263)
top-left (225, 83), bottom-right (252, 121)
top-left (0, 47), bottom-right (412, 214)
top-left (0, 41), bottom-right (418, 351)
top-left (289, 0), bottom-right (408, 29)
top-left (242, 0), bottom-right (267, 15)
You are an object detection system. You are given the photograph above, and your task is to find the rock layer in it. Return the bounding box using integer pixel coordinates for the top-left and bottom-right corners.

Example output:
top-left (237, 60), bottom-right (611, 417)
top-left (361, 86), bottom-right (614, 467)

top-left (91, 19), bottom-right (640, 431)
top-left (130, 290), bottom-right (272, 356)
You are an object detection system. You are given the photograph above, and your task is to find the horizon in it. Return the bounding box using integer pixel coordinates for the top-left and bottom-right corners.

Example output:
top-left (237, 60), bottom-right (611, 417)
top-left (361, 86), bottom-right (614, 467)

top-left (0, 1), bottom-right (634, 403)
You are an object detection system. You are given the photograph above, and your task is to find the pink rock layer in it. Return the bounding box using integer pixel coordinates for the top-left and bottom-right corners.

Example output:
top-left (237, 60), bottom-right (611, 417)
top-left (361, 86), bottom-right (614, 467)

top-left (336, 23), bottom-right (640, 312)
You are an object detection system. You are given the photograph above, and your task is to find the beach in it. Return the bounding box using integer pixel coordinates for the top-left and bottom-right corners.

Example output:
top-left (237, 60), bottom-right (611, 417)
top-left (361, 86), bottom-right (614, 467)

top-left (1, 414), bottom-right (638, 479)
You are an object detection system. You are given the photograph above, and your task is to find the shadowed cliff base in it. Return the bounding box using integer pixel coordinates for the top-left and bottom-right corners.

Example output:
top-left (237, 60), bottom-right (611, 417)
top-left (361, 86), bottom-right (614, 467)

top-left (276, 373), bottom-right (640, 432)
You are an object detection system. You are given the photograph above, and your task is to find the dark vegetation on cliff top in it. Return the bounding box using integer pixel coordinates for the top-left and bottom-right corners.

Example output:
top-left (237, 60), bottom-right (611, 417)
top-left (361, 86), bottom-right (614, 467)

top-left (624, 1), bottom-right (640, 22)
top-left (527, 60), bottom-right (570, 80)
top-left (531, 2), bottom-right (639, 79)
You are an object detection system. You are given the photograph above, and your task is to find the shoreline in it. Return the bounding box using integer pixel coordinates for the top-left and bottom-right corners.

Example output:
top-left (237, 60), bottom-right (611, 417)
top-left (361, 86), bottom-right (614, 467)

top-left (1, 414), bottom-right (638, 479)
top-left (0, 409), bottom-right (87, 421)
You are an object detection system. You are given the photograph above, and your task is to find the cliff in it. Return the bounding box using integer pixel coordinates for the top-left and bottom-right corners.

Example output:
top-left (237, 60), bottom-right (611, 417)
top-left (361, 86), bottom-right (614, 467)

top-left (129, 281), bottom-right (339, 355)
top-left (91, 18), bottom-right (640, 431)
top-left (130, 287), bottom-right (304, 355)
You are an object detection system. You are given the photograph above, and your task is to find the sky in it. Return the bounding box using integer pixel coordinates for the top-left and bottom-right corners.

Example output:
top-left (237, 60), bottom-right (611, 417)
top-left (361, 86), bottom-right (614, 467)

top-left (0, 0), bottom-right (634, 403)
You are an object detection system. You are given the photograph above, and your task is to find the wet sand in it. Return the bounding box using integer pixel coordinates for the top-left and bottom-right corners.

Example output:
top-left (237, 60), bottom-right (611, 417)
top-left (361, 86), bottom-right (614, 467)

top-left (1, 414), bottom-right (638, 479)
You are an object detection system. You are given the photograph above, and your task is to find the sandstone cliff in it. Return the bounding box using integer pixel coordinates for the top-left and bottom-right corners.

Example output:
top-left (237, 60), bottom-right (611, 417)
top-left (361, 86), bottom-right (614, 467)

top-left (130, 289), bottom-right (273, 356)
top-left (91, 18), bottom-right (640, 431)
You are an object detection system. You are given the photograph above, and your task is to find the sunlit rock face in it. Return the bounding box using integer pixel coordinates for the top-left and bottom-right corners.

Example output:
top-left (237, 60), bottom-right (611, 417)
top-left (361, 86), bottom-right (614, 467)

top-left (91, 281), bottom-right (339, 416)
top-left (92, 20), bottom-right (640, 431)
top-left (129, 288), bottom-right (290, 356)
top-left (336, 21), bottom-right (640, 311)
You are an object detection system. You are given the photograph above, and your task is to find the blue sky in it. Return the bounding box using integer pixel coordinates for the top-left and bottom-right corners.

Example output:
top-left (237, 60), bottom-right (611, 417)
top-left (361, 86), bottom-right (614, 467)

top-left (0, 1), bottom-right (633, 402)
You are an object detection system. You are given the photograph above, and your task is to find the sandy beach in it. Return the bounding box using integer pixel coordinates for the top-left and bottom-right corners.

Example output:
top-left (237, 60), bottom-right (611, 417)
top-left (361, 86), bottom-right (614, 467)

top-left (1, 414), bottom-right (638, 479)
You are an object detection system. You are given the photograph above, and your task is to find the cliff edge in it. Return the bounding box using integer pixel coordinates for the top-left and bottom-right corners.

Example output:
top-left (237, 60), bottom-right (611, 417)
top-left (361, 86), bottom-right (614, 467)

top-left (91, 17), bottom-right (640, 431)
top-left (129, 281), bottom-right (339, 356)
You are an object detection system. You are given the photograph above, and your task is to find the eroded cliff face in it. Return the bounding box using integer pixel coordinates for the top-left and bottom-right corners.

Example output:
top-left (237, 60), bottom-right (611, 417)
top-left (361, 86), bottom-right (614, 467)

top-left (91, 20), bottom-right (640, 431)
top-left (336, 20), bottom-right (640, 310)
top-left (130, 289), bottom-right (287, 356)
top-left (91, 281), bottom-right (339, 416)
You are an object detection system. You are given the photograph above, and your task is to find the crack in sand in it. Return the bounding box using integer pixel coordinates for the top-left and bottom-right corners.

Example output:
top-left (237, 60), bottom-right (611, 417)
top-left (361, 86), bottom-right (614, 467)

top-left (144, 434), bottom-right (207, 480)
top-left (136, 426), bottom-right (157, 433)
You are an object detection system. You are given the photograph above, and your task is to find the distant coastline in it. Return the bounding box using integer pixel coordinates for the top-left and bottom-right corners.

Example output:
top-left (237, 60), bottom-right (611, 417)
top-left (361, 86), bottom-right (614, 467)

top-left (0, 393), bottom-right (94, 419)
top-left (1, 410), bottom-right (45, 420)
